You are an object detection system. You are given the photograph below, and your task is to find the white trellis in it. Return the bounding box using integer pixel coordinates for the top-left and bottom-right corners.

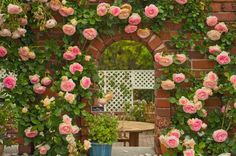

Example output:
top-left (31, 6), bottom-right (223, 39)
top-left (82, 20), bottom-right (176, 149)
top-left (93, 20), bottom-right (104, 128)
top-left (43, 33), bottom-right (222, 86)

top-left (98, 70), bottom-right (155, 112)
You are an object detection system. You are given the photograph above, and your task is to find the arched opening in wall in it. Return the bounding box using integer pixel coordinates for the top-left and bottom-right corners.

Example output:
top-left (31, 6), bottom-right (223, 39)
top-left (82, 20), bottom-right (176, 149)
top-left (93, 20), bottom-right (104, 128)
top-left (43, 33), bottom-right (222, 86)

top-left (98, 40), bottom-right (156, 149)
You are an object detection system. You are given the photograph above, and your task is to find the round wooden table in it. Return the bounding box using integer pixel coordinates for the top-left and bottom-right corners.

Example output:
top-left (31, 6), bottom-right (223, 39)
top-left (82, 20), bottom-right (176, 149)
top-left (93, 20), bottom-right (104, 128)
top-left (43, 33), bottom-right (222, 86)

top-left (118, 120), bottom-right (155, 146)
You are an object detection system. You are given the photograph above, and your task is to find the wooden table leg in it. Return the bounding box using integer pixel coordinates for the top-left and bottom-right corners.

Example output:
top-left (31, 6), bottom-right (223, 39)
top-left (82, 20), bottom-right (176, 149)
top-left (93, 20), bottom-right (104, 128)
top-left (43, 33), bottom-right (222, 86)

top-left (129, 132), bottom-right (139, 146)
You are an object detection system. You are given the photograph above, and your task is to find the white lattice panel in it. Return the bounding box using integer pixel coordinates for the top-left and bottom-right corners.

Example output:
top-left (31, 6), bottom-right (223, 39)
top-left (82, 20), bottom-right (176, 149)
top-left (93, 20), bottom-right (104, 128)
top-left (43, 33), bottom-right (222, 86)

top-left (98, 70), bottom-right (155, 112)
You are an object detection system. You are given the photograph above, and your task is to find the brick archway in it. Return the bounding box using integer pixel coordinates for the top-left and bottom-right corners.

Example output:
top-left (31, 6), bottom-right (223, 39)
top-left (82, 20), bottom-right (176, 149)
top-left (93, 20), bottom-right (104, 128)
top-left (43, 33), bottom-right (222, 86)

top-left (86, 30), bottom-right (171, 153)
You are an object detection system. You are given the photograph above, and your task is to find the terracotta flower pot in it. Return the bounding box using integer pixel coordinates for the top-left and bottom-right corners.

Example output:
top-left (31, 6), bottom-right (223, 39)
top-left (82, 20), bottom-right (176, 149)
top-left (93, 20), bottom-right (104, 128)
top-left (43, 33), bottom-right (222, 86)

top-left (0, 144), bottom-right (4, 155)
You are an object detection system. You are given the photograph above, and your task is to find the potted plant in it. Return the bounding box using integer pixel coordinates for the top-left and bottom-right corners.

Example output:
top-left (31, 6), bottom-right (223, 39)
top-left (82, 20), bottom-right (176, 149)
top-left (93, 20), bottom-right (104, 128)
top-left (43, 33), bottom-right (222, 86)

top-left (85, 113), bottom-right (118, 156)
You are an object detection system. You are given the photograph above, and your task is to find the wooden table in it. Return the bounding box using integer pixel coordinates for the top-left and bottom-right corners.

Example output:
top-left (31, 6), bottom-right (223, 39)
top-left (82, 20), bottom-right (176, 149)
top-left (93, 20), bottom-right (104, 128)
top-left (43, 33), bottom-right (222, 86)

top-left (118, 120), bottom-right (155, 146)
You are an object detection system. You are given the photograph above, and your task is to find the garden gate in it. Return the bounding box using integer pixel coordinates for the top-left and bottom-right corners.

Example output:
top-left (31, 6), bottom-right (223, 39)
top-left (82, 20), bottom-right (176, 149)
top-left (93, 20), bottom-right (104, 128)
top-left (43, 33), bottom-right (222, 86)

top-left (98, 70), bottom-right (155, 112)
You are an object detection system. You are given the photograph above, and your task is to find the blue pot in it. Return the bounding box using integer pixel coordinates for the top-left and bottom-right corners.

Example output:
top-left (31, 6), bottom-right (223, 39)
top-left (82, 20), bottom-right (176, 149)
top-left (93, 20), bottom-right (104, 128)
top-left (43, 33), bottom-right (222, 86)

top-left (89, 142), bottom-right (112, 156)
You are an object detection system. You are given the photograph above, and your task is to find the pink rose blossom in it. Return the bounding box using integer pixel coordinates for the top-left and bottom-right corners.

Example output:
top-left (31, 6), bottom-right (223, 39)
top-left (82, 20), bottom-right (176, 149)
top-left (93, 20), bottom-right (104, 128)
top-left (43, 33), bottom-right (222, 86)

top-left (183, 103), bottom-right (197, 114)
top-left (63, 114), bottom-right (72, 124)
top-left (17, 28), bottom-right (26, 36)
top-left (33, 84), bottom-right (46, 94)
top-left (39, 145), bottom-right (50, 155)
top-left (203, 80), bottom-right (218, 89)
top-left (212, 129), bottom-right (228, 142)
top-left (83, 28), bottom-right (98, 40)
top-left (179, 96), bottom-right (189, 105)
top-left (109, 6), bottom-right (121, 16)
top-left (61, 79), bottom-right (76, 92)
top-left (137, 28), bottom-right (151, 39)
top-left (7, 4), bottom-right (23, 14)
top-left (165, 136), bottom-right (179, 148)
top-left (45, 19), bottom-right (57, 29)
top-left (206, 71), bottom-right (218, 82)
top-left (201, 109), bottom-right (208, 117)
top-left (0, 46), bottom-right (7, 57)
top-left (158, 55), bottom-right (174, 67)
top-left (128, 13), bottom-right (141, 25)
top-left (173, 73), bottom-right (185, 83)
top-left (19, 18), bottom-right (28, 26)
top-left (187, 118), bottom-right (203, 132)
top-left (195, 88), bottom-right (210, 101)
top-left (64, 92), bottom-right (76, 104)
top-left (168, 129), bottom-right (181, 139)
top-left (0, 29), bottom-right (12, 37)
top-left (69, 46), bottom-right (81, 56)
top-left (216, 51), bottom-right (231, 65)
top-left (71, 125), bottom-right (80, 134)
top-left (145, 4), bottom-right (159, 18)
top-left (80, 77), bottom-right (91, 89)
top-left (29, 74), bottom-right (40, 84)
top-left (3, 76), bottom-right (16, 90)
top-left (41, 77), bottom-right (52, 86)
top-left (207, 30), bottom-right (221, 41)
top-left (183, 149), bottom-right (195, 156)
top-left (176, 0), bottom-right (188, 5)
top-left (202, 123), bottom-right (208, 129)
top-left (124, 25), bottom-right (138, 34)
top-left (85, 55), bottom-right (91, 61)
top-left (59, 6), bottom-right (74, 17)
top-left (183, 138), bottom-right (195, 149)
top-left (63, 52), bottom-right (76, 61)
top-left (161, 80), bottom-right (175, 90)
top-left (24, 127), bottom-right (38, 138)
top-left (195, 101), bottom-right (203, 110)
top-left (69, 63), bottom-right (83, 75)
top-left (176, 54), bottom-right (187, 64)
top-left (215, 22), bottom-right (228, 33)
top-left (234, 102), bottom-right (236, 109)
top-left (154, 53), bottom-right (162, 62)
top-left (84, 140), bottom-right (91, 150)
top-left (209, 45), bottom-right (221, 54)
top-left (59, 123), bottom-right (72, 135)
top-left (206, 16), bottom-right (218, 27)
top-left (49, 0), bottom-right (61, 11)
top-left (97, 3), bottom-right (110, 16)
top-left (230, 75), bottom-right (236, 84)
top-left (62, 24), bottom-right (76, 36)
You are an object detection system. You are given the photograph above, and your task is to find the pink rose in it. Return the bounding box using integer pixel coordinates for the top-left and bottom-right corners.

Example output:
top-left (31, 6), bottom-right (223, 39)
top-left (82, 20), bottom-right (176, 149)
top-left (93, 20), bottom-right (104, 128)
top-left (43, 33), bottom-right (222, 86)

top-left (183, 103), bottom-right (197, 114)
top-left (176, 54), bottom-right (187, 64)
top-left (176, 0), bottom-right (188, 5)
top-left (0, 46), bottom-right (7, 57)
top-left (69, 63), bottom-right (83, 74)
top-left (201, 109), bottom-right (208, 117)
top-left (3, 76), bottom-right (16, 90)
top-left (207, 30), bottom-right (221, 41)
top-left (80, 76), bottom-right (91, 89)
top-left (17, 28), bottom-right (26, 36)
top-left (234, 102), bottom-right (236, 109)
top-left (0, 29), bottom-right (12, 37)
top-left (206, 16), bottom-right (218, 27)
top-left (71, 125), bottom-right (80, 134)
top-left (33, 84), bottom-right (46, 94)
top-left (203, 80), bottom-right (218, 89)
top-left (69, 46), bottom-right (81, 56)
top-left (195, 101), bottom-right (203, 110)
top-left (62, 24), bottom-right (76, 36)
top-left (158, 55), bottom-right (174, 67)
top-left (84, 140), bottom-right (91, 150)
top-left (45, 19), bottom-right (57, 29)
top-left (49, 0), bottom-right (61, 11)
top-left (41, 77), bottom-right (52, 86)
top-left (63, 52), bottom-right (76, 61)
top-left (206, 71), bottom-right (218, 82)
top-left (39, 145), bottom-right (50, 155)
top-left (85, 55), bottom-right (91, 61)
top-left (230, 75), bottom-right (236, 84)
top-left (59, 123), bottom-right (72, 135)
top-left (212, 129), bottom-right (228, 142)
top-left (145, 4), bottom-right (159, 18)
top-left (183, 149), bottom-right (195, 156)
top-left (29, 74), bottom-right (40, 84)
top-left (59, 6), bottom-right (74, 17)
top-left (187, 118), bottom-right (203, 132)
top-left (63, 114), bottom-right (72, 124)
top-left (109, 6), bottom-right (121, 16)
top-left (215, 22), bottom-right (228, 33)
top-left (179, 96), bottom-right (189, 105)
top-left (137, 28), bottom-right (151, 39)
top-left (18, 46), bottom-right (30, 61)
top-left (61, 79), bottom-right (76, 92)
top-left (83, 28), bottom-right (98, 40)
top-left (124, 25), bottom-right (138, 34)
top-left (161, 80), bottom-right (175, 90)
top-left (24, 127), bottom-right (38, 138)
top-left (183, 138), bottom-right (195, 149)
top-left (209, 45), bottom-right (221, 54)
top-left (64, 92), bottom-right (76, 104)
top-left (128, 13), bottom-right (141, 25)
top-left (216, 51), bottom-right (231, 65)
top-left (7, 4), bottom-right (22, 14)
top-left (165, 136), bottom-right (179, 148)
top-left (173, 73), bottom-right (185, 83)
top-left (168, 129), bottom-right (181, 139)
top-left (154, 53), bottom-right (162, 62)
top-left (19, 18), bottom-right (28, 26)
top-left (97, 3), bottom-right (110, 16)
top-left (195, 88), bottom-right (209, 101)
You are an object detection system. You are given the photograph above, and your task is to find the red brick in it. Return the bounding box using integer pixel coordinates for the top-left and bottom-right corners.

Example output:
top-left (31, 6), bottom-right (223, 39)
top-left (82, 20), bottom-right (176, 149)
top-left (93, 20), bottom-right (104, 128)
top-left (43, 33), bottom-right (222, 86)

top-left (164, 21), bottom-right (182, 30)
top-left (90, 37), bottom-right (105, 52)
top-left (205, 97), bottom-right (222, 107)
top-left (213, 0), bottom-right (236, 2)
top-left (156, 98), bottom-right (170, 108)
top-left (100, 35), bottom-right (114, 46)
top-left (212, 12), bottom-right (236, 21)
top-left (156, 108), bottom-right (171, 117)
top-left (230, 46), bottom-right (236, 55)
top-left (87, 46), bottom-right (100, 60)
top-left (155, 89), bottom-right (170, 98)
top-left (210, 3), bottom-right (222, 12)
top-left (191, 59), bottom-right (216, 69)
top-left (222, 3), bottom-right (236, 12)
top-left (148, 35), bottom-right (162, 51)
top-left (189, 51), bottom-right (205, 59)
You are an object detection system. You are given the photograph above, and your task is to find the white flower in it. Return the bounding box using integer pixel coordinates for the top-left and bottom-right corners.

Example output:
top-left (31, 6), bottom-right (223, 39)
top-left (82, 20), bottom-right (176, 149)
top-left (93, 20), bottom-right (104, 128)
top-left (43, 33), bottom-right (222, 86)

top-left (70, 19), bottom-right (78, 26)
top-left (218, 153), bottom-right (231, 156)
